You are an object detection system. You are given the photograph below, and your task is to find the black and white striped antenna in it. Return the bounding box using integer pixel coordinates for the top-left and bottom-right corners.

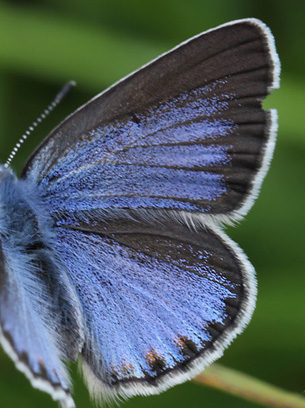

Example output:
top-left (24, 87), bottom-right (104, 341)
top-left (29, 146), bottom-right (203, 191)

top-left (4, 81), bottom-right (75, 168)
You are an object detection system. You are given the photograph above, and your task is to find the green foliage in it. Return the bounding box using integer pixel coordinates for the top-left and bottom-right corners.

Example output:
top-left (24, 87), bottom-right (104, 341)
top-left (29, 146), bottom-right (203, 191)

top-left (0, 1), bottom-right (304, 407)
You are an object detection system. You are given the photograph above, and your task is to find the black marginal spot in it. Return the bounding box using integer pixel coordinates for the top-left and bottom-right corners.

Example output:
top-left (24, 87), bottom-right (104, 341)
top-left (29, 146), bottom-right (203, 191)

top-left (206, 322), bottom-right (225, 339)
top-left (38, 359), bottom-right (59, 387)
top-left (144, 349), bottom-right (167, 379)
top-left (109, 369), bottom-right (120, 385)
top-left (175, 336), bottom-right (199, 360)
top-left (19, 351), bottom-right (30, 367)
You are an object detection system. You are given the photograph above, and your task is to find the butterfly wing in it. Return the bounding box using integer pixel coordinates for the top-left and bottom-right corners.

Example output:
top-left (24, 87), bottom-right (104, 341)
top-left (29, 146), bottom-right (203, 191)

top-left (0, 239), bottom-right (75, 408)
top-left (22, 18), bottom-right (279, 224)
top-left (53, 217), bottom-right (255, 401)
top-left (16, 18), bottom-right (279, 403)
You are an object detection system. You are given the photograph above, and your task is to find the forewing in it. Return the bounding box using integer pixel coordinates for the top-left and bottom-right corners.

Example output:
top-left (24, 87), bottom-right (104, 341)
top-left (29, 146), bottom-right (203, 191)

top-left (53, 219), bottom-right (255, 401)
top-left (22, 19), bottom-right (279, 222)
top-left (0, 241), bottom-right (76, 408)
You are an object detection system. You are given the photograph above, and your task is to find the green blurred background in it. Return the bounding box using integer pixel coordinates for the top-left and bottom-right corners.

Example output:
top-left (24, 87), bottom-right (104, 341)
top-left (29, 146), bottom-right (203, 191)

top-left (0, 1), bottom-right (304, 407)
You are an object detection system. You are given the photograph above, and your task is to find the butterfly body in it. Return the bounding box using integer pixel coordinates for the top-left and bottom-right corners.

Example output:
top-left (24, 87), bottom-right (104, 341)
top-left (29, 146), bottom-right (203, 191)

top-left (0, 168), bottom-right (83, 405)
top-left (0, 18), bottom-right (279, 408)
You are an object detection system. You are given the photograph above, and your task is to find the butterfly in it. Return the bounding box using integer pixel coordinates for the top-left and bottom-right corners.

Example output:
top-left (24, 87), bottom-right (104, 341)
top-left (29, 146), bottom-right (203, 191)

top-left (0, 18), bottom-right (280, 407)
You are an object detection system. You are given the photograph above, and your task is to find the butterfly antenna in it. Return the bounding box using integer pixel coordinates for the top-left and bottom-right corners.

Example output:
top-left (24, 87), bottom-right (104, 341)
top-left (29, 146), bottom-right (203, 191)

top-left (4, 81), bottom-right (76, 168)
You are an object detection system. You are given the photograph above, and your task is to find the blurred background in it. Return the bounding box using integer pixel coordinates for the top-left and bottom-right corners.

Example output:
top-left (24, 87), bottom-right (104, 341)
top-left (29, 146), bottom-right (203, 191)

top-left (0, 1), bottom-right (304, 407)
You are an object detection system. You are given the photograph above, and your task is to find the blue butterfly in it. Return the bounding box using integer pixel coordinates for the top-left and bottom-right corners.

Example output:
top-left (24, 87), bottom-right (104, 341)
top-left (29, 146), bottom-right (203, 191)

top-left (0, 18), bottom-right (280, 407)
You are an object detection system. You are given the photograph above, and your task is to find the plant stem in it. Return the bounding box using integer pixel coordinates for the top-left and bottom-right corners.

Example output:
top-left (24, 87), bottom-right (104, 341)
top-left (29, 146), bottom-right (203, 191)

top-left (193, 364), bottom-right (305, 408)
